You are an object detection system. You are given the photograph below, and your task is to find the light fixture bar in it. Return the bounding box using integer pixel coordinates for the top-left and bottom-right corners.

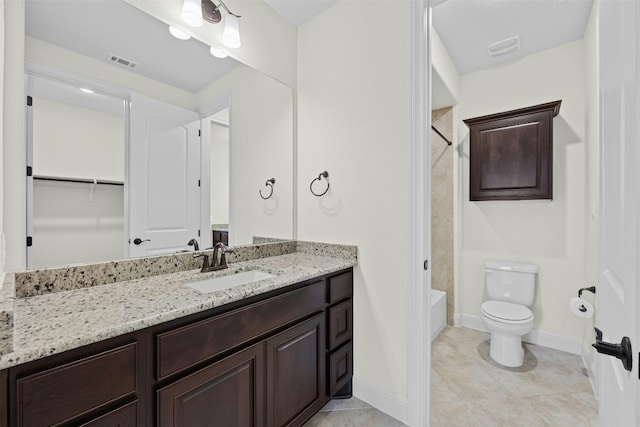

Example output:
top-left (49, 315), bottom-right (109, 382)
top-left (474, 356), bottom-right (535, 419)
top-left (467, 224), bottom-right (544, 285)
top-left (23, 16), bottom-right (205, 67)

top-left (211, 0), bottom-right (241, 18)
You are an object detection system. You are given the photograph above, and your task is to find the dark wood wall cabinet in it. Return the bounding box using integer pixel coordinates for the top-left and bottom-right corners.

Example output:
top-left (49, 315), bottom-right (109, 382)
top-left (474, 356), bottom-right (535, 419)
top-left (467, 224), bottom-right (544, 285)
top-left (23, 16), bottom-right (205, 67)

top-left (1, 268), bottom-right (354, 426)
top-left (464, 100), bottom-right (561, 201)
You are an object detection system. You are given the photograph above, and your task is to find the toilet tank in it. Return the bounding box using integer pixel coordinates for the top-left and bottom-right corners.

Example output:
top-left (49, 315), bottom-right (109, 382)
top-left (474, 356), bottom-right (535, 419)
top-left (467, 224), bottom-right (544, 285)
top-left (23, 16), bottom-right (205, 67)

top-left (484, 261), bottom-right (538, 306)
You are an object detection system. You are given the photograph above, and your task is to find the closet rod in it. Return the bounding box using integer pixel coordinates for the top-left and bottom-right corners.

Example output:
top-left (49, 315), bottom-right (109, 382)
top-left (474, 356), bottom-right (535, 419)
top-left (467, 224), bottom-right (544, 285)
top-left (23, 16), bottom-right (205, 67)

top-left (33, 175), bottom-right (124, 186)
top-left (431, 125), bottom-right (452, 146)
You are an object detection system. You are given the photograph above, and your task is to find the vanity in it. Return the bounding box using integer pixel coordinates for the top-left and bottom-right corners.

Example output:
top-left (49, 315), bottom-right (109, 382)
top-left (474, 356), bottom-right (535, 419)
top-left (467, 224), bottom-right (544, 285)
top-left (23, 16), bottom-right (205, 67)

top-left (0, 241), bottom-right (356, 426)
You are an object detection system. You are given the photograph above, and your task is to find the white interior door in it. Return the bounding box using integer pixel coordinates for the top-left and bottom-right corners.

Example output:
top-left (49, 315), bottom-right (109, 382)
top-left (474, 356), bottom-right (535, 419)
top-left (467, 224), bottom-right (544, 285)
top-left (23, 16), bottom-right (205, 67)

top-left (129, 92), bottom-right (201, 257)
top-left (597, 0), bottom-right (639, 425)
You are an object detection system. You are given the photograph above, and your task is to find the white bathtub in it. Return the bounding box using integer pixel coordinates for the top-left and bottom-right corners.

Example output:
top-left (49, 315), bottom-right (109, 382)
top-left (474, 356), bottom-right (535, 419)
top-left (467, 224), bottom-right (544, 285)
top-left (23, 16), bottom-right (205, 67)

top-left (431, 289), bottom-right (447, 341)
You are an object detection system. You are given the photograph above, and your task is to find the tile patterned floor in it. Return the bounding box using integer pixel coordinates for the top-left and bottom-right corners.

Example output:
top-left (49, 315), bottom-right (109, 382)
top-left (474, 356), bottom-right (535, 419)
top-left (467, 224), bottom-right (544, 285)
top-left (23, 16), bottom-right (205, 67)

top-left (431, 326), bottom-right (598, 427)
top-left (305, 326), bottom-right (599, 426)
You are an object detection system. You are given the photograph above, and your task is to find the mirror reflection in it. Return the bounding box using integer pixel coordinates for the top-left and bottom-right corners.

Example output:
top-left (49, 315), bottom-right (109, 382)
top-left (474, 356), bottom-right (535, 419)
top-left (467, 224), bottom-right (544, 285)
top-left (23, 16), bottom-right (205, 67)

top-left (25, 0), bottom-right (294, 269)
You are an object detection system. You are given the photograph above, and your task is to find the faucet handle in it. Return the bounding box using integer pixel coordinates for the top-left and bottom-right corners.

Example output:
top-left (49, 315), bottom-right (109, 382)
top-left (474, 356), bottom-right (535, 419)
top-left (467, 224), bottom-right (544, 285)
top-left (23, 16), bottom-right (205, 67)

top-left (197, 254), bottom-right (210, 272)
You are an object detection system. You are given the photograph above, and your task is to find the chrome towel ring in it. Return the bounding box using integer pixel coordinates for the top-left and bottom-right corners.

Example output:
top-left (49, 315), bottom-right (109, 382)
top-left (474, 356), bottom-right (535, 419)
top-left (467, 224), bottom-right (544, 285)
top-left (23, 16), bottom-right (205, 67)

top-left (310, 171), bottom-right (329, 197)
top-left (259, 178), bottom-right (276, 200)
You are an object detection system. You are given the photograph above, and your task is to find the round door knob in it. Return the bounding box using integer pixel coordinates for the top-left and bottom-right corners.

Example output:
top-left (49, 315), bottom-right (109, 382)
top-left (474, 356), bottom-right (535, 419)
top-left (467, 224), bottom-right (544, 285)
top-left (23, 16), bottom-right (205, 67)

top-left (133, 238), bottom-right (151, 245)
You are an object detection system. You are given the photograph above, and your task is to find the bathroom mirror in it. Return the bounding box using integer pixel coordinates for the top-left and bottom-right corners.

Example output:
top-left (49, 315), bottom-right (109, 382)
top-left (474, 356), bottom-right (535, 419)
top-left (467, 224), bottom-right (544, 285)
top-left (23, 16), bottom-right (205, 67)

top-left (25, 0), bottom-right (294, 269)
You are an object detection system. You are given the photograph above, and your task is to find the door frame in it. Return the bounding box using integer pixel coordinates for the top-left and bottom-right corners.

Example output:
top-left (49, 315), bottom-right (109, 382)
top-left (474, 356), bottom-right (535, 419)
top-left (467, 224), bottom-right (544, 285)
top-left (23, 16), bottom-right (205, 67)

top-left (199, 93), bottom-right (232, 249)
top-left (407, 0), bottom-right (431, 425)
top-left (23, 61), bottom-right (131, 266)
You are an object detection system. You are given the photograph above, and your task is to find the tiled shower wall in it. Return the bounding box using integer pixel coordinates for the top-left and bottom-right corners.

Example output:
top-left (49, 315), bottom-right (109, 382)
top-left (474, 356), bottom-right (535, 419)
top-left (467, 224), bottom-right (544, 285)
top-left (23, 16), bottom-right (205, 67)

top-left (431, 107), bottom-right (454, 324)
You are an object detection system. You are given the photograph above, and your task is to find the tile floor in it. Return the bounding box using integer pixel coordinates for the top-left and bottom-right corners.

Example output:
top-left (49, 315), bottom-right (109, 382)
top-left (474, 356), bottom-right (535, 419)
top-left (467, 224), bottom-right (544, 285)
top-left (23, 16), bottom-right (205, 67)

top-left (305, 326), bottom-right (599, 426)
top-left (431, 326), bottom-right (598, 426)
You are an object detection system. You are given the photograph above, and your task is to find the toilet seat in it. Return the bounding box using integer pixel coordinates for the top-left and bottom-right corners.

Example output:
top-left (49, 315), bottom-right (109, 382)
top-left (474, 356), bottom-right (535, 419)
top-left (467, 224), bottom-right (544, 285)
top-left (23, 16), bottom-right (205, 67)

top-left (481, 300), bottom-right (533, 323)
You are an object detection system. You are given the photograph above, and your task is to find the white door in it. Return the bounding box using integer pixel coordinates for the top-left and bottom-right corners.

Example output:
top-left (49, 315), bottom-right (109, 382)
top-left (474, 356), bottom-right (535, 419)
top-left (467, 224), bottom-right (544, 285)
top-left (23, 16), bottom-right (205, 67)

top-left (129, 93), bottom-right (201, 257)
top-left (597, 0), bottom-right (639, 425)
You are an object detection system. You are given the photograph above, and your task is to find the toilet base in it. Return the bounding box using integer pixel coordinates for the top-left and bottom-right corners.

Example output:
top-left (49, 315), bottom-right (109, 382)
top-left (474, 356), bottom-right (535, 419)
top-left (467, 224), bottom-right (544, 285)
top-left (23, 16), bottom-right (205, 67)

top-left (489, 331), bottom-right (525, 367)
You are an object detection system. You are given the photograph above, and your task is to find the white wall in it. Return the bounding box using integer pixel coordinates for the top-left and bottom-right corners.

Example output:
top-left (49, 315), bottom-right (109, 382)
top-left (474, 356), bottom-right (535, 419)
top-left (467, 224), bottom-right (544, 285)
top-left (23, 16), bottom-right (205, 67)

top-left (432, 28), bottom-right (459, 103)
top-left (3, 0), bottom-right (25, 271)
top-left (458, 40), bottom-right (589, 349)
top-left (210, 121), bottom-right (229, 225)
top-left (33, 98), bottom-right (124, 181)
top-left (0, 0), bottom-right (5, 276)
top-left (298, 0), bottom-right (411, 418)
top-left (32, 181), bottom-right (124, 269)
top-left (199, 65), bottom-right (294, 245)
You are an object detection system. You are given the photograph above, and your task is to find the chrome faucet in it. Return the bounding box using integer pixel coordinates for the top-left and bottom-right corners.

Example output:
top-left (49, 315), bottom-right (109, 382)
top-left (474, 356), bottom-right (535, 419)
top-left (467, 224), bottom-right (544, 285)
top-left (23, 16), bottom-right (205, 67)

top-left (196, 242), bottom-right (233, 273)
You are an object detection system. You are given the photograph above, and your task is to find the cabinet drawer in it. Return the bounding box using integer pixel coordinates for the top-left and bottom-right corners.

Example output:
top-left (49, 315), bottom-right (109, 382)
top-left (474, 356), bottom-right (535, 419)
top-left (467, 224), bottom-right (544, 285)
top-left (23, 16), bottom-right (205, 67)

top-left (78, 400), bottom-right (138, 427)
top-left (328, 342), bottom-right (353, 397)
top-left (328, 299), bottom-right (352, 351)
top-left (157, 281), bottom-right (325, 380)
top-left (327, 271), bottom-right (352, 304)
top-left (17, 343), bottom-right (137, 427)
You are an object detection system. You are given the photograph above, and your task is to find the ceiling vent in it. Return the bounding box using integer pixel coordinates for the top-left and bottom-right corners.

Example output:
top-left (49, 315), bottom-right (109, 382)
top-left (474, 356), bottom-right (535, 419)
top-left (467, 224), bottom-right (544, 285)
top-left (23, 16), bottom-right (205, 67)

top-left (487, 36), bottom-right (520, 58)
top-left (109, 54), bottom-right (139, 70)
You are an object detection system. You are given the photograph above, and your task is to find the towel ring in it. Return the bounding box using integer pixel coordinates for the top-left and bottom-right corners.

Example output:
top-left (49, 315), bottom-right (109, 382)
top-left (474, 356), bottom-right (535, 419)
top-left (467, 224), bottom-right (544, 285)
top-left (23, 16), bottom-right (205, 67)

top-left (259, 178), bottom-right (276, 200)
top-left (310, 171), bottom-right (330, 197)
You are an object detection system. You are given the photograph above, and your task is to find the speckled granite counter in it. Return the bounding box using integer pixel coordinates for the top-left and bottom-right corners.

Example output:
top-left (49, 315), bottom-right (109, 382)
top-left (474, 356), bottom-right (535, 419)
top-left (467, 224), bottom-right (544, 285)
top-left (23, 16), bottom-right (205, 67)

top-left (0, 241), bottom-right (356, 370)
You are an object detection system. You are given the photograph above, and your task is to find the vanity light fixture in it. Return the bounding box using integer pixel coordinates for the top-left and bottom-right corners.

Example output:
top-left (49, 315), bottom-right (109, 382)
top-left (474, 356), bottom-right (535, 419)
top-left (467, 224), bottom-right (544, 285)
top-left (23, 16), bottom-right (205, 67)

top-left (182, 0), bottom-right (242, 48)
top-left (169, 26), bottom-right (191, 40)
top-left (209, 46), bottom-right (228, 58)
top-left (181, 0), bottom-right (204, 27)
top-left (222, 15), bottom-right (241, 48)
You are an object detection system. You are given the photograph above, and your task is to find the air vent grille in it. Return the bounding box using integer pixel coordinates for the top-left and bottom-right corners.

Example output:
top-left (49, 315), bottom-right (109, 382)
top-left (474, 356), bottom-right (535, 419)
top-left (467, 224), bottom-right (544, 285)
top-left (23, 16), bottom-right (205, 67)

top-left (109, 54), bottom-right (139, 70)
top-left (487, 36), bottom-right (520, 58)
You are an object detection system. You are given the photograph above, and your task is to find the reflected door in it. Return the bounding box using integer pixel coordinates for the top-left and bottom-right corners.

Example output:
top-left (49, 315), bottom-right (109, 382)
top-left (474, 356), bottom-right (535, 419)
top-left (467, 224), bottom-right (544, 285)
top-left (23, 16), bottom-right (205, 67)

top-left (129, 92), bottom-right (201, 258)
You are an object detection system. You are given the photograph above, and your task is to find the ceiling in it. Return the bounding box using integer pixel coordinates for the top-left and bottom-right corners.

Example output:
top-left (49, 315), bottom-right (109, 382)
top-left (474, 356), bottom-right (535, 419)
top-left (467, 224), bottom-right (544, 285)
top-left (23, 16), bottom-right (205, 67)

top-left (27, 0), bottom-right (595, 97)
top-left (263, 0), bottom-right (338, 26)
top-left (26, 0), bottom-right (240, 93)
top-left (433, 0), bottom-right (595, 76)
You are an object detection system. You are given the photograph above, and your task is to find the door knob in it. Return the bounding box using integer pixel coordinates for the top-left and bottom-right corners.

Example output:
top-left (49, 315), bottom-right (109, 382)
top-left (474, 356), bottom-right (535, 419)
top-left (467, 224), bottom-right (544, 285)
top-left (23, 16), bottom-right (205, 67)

top-left (133, 238), bottom-right (151, 245)
top-left (592, 327), bottom-right (633, 372)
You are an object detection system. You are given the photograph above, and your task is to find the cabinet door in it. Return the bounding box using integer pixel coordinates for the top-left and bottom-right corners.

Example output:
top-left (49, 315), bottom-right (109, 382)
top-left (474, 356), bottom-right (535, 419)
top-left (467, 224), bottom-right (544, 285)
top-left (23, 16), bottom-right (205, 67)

top-left (266, 314), bottom-right (326, 427)
top-left (157, 342), bottom-right (265, 427)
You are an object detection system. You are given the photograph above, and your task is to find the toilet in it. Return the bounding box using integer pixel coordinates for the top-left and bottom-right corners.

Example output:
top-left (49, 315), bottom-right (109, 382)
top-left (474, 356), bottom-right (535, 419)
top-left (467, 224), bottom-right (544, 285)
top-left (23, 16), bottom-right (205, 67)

top-left (481, 261), bottom-right (538, 367)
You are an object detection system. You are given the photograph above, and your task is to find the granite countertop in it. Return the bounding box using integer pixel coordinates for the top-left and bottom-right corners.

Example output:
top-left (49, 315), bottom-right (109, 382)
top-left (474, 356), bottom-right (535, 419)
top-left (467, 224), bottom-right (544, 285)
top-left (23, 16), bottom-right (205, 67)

top-left (0, 242), bottom-right (356, 370)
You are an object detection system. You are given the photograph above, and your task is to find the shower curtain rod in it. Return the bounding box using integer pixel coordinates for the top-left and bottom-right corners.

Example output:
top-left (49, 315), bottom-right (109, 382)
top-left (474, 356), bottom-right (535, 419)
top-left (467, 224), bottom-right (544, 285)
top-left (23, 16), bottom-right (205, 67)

top-left (431, 125), bottom-right (452, 146)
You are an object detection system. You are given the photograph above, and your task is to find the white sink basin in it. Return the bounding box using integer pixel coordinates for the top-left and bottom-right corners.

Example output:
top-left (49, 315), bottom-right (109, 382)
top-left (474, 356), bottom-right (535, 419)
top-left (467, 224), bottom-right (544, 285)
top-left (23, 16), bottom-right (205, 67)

top-left (187, 270), bottom-right (275, 293)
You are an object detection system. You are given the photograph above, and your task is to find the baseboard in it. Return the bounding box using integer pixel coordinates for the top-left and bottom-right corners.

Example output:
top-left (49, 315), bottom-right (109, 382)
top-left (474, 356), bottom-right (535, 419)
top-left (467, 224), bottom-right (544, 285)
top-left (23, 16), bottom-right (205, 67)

top-left (582, 340), bottom-right (599, 397)
top-left (455, 313), bottom-right (583, 355)
top-left (352, 377), bottom-right (408, 424)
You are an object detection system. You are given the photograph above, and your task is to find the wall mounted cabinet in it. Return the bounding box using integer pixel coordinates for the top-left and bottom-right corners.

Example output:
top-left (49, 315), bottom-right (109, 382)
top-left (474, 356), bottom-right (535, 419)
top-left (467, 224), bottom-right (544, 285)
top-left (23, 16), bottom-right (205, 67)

top-left (464, 100), bottom-right (561, 201)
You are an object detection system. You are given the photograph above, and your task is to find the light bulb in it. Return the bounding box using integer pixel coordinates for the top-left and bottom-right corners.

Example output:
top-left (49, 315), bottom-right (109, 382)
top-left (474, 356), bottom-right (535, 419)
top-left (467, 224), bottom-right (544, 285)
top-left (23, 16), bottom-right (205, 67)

top-left (210, 46), bottom-right (228, 58)
top-left (222, 15), bottom-right (241, 48)
top-left (181, 0), bottom-right (203, 27)
top-left (169, 26), bottom-right (191, 40)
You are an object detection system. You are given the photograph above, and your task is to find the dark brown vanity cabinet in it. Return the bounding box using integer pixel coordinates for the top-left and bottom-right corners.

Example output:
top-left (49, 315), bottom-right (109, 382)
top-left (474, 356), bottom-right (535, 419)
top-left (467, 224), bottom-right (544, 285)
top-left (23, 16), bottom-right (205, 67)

top-left (326, 271), bottom-right (354, 398)
top-left (212, 229), bottom-right (229, 246)
top-left (0, 267), bottom-right (354, 426)
top-left (464, 100), bottom-right (561, 201)
top-left (157, 342), bottom-right (266, 426)
top-left (7, 335), bottom-right (144, 427)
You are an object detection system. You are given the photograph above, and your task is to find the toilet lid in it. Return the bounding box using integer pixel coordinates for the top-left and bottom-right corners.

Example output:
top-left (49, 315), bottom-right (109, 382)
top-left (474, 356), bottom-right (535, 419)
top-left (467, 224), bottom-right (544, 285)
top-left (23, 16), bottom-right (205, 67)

top-left (481, 300), bottom-right (533, 321)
